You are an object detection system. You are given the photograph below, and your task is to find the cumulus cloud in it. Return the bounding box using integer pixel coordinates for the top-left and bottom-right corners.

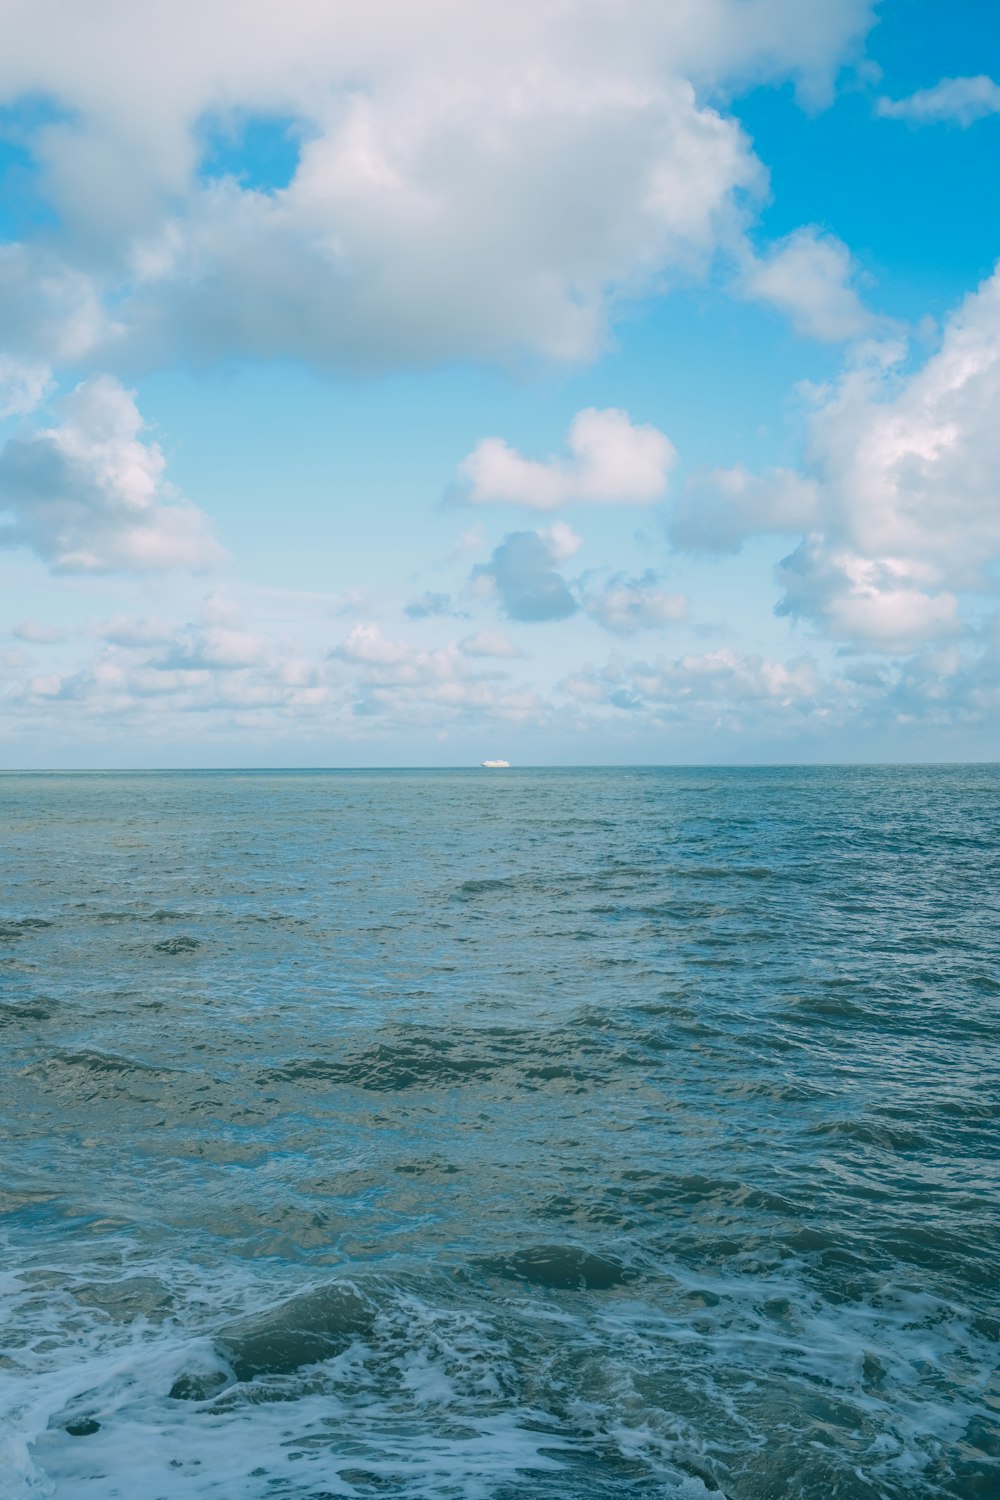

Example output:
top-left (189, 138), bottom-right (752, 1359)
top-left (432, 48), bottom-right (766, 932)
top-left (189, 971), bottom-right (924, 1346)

top-left (584, 571), bottom-right (687, 634)
top-left (776, 267), bottom-right (1000, 647)
top-left (0, 244), bottom-right (108, 368)
top-left (472, 531), bottom-right (578, 622)
top-left (154, 624), bottom-right (272, 671)
top-left (9, 600), bottom-right (996, 749)
top-left (557, 635), bottom-right (1000, 739)
top-left (742, 227), bottom-right (874, 342)
top-left (540, 522), bottom-right (583, 561)
top-left (675, 263), bottom-right (1000, 652)
top-left (93, 615), bottom-right (177, 647)
top-left (671, 466), bottom-right (821, 552)
top-left (0, 375), bottom-right (223, 572)
top-left (124, 88), bottom-right (758, 371)
top-left (6, 605), bottom-right (329, 723)
top-left (563, 646), bottom-right (825, 722)
top-left (878, 76), bottom-right (1000, 127)
top-left (459, 408), bottom-right (676, 510)
top-left (888, 619), bottom-right (1000, 725)
top-left (0, 2), bottom-right (874, 375)
top-left (776, 543), bottom-right (962, 651)
top-left (329, 622), bottom-right (543, 722)
top-left (4, 604), bottom-right (532, 738)
top-left (458, 631), bottom-right (523, 659)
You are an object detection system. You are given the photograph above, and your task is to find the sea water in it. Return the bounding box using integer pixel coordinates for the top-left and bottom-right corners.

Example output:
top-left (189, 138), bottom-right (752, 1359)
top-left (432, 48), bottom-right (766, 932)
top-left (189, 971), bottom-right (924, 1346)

top-left (0, 766), bottom-right (997, 1499)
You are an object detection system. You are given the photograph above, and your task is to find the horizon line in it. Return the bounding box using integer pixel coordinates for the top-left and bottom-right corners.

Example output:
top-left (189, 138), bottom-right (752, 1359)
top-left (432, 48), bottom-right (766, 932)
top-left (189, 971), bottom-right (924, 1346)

top-left (1, 760), bottom-right (998, 774)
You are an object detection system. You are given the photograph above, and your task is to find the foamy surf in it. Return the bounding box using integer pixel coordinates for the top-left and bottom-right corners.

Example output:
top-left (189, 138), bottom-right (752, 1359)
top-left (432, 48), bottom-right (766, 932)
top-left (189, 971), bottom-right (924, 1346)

top-left (2, 1231), bottom-right (996, 1497)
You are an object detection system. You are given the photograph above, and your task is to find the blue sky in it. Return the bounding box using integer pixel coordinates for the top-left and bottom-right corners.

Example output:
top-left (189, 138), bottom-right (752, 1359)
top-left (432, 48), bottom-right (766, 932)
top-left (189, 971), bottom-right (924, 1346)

top-left (1, 0), bottom-right (999, 766)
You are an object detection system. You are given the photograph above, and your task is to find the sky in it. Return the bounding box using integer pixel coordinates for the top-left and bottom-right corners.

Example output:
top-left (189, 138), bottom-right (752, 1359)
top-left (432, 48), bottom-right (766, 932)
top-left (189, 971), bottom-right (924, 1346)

top-left (1, 0), bottom-right (999, 767)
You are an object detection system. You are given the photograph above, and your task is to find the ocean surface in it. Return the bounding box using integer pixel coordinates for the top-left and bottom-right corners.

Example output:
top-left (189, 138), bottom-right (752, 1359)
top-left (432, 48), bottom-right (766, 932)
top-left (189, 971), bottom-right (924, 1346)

top-left (1, 766), bottom-right (997, 1499)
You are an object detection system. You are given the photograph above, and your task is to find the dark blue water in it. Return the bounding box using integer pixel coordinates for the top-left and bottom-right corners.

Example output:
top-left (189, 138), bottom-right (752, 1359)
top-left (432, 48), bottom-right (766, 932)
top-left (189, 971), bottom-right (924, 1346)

top-left (1, 767), bottom-right (997, 1497)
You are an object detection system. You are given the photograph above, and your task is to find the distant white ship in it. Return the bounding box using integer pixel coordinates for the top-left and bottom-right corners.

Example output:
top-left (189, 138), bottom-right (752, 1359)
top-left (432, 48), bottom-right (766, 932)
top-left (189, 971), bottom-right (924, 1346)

top-left (480, 759), bottom-right (510, 768)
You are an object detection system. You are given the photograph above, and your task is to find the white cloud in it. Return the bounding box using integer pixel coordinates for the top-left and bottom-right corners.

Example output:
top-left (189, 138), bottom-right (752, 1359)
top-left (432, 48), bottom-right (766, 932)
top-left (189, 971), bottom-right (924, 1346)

top-left (5, 605), bottom-right (330, 722)
top-left (124, 83), bottom-right (758, 371)
top-left (459, 631), bottom-right (523, 659)
top-left (2, 601), bottom-right (546, 739)
top-left (558, 633), bottom-right (1000, 740)
top-left (93, 615), bottom-right (177, 647)
top-left (329, 622), bottom-right (544, 722)
top-left (776, 543), bottom-right (962, 651)
top-left (806, 323), bottom-right (1000, 578)
top-left (878, 75), bottom-right (1000, 127)
top-left (742, 227), bottom-right (874, 342)
top-left (0, 376), bottom-right (223, 572)
top-left (459, 408), bottom-right (676, 510)
top-left (677, 262), bottom-right (1000, 652)
top-left (585, 572), bottom-right (687, 634)
top-left (333, 623), bottom-right (415, 670)
top-left (541, 522), bottom-right (583, 561)
top-left (0, 244), bottom-right (109, 367)
top-left (155, 624), bottom-right (272, 671)
top-left (563, 646), bottom-right (825, 722)
top-left (0, 2), bottom-right (874, 374)
top-left (7, 594), bottom-right (996, 750)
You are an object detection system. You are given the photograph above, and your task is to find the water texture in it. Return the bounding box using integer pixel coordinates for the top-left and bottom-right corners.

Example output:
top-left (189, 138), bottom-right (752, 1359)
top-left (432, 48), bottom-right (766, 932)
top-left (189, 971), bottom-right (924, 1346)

top-left (0, 766), bottom-right (997, 1498)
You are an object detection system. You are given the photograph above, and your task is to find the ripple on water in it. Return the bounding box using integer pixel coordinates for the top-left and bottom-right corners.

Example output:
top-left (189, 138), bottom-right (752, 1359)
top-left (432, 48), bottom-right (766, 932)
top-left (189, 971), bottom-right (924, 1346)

top-left (0, 765), bottom-right (997, 1498)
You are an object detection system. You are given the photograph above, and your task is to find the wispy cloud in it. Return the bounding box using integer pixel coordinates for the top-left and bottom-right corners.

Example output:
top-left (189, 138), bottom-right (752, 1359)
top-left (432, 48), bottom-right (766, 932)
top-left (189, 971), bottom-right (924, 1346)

top-left (878, 76), bottom-right (1000, 127)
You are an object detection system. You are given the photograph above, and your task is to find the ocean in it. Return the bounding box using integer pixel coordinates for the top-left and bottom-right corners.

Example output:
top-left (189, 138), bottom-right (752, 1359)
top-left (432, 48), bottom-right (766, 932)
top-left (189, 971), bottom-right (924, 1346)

top-left (1, 766), bottom-right (997, 1498)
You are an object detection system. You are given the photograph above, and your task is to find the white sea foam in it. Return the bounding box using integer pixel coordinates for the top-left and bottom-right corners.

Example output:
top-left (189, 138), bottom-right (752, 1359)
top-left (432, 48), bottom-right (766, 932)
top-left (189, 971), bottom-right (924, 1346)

top-left (0, 1255), bottom-right (575, 1499)
top-left (2, 1228), bottom-right (997, 1498)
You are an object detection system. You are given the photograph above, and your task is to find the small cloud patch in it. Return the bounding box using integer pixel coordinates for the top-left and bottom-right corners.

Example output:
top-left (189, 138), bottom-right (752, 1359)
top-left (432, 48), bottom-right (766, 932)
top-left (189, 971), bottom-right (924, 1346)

top-left (472, 531), bottom-right (577, 622)
top-left (459, 408), bottom-right (675, 511)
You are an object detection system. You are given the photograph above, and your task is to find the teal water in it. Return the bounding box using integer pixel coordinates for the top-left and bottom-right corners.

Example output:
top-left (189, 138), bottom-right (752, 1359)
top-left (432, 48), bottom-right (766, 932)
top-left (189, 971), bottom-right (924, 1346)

top-left (0, 766), bottom-right (997, 1498)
